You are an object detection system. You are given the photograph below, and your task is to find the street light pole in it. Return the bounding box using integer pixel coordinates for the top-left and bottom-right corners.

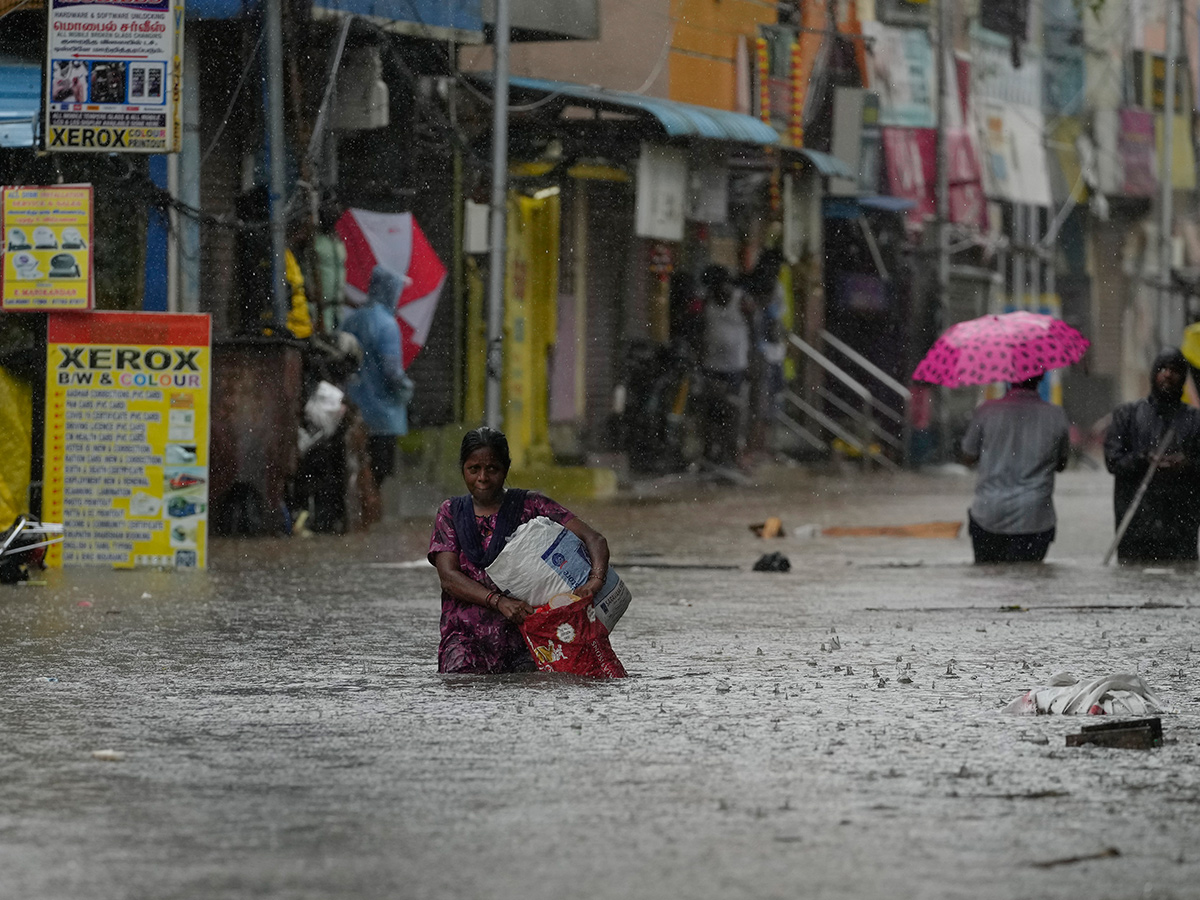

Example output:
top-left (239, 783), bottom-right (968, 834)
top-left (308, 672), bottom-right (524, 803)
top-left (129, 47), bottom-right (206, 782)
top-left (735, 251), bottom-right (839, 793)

top-left (484, 0), bottom-right (511, 430)
top-left (1158, 0), bottom-right (1180, 348)
top-left (263, 0), bottom-right (289, 331)
top-left (934, 0), bottom-right (951, 458)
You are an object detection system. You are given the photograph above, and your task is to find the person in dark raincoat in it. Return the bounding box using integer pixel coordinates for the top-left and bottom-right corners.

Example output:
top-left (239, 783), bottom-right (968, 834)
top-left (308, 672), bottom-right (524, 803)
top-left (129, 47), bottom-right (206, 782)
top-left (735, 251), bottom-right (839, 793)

top-left (1103, 350), bottom-right (1200, 563)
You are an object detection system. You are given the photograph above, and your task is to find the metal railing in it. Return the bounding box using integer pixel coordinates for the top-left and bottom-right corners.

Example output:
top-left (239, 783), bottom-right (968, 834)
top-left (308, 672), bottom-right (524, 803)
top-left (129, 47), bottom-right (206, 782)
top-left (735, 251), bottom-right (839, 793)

top-left (776, 330), bottom-right (910, 470)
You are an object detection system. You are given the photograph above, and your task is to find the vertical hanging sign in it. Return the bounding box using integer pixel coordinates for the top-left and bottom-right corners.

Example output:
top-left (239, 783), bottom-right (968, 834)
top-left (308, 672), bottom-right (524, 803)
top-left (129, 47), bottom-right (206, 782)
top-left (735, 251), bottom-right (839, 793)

top-left (1, 184), bottom-right (94, 310)
top-left (43, 311), bottom-right (210, 569)
top-left (44, 0), bottom-right (183, 153)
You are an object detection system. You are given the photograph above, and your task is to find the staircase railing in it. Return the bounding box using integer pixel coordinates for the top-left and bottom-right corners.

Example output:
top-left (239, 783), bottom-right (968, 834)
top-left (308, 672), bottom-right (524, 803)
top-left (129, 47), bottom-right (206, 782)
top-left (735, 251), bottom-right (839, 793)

top-left (777, 330), bottom-right (911, 469)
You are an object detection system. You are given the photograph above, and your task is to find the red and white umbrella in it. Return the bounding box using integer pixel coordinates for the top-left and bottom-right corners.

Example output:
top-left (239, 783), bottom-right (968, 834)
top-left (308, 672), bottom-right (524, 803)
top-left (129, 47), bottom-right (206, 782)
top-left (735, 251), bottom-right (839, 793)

top-left (336, 208), bottom-right (447, 368)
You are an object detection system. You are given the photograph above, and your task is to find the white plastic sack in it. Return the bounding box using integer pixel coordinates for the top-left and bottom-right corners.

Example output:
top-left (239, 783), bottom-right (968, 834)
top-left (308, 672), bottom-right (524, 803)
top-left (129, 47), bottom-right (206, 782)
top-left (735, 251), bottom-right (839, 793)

top-left (1003, 671), bottom-right (1165, 716)
top-left (486, 516), bottom-right (631, 632)
top-left (298, 381), bottom-right (346, 455)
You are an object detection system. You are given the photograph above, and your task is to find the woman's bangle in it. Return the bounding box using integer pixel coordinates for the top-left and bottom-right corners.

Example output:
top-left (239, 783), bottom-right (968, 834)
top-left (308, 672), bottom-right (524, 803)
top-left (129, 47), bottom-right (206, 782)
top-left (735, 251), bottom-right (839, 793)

top-left (485, 591), bottom-right (499, 609)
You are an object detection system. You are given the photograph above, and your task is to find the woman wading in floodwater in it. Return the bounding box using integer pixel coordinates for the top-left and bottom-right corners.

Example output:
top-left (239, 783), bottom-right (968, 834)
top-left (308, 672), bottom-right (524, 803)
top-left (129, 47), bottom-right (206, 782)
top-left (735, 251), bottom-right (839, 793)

top-left (428, 427), bottom-right (610, 674)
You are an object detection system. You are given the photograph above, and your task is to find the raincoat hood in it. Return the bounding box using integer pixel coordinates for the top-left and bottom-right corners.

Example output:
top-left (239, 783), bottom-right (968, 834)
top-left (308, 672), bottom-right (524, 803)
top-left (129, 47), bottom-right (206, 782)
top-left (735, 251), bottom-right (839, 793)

top-left (366, 265), bottom-right (405, 313)
top-left (1149, 349), bottom-right (1188, 408)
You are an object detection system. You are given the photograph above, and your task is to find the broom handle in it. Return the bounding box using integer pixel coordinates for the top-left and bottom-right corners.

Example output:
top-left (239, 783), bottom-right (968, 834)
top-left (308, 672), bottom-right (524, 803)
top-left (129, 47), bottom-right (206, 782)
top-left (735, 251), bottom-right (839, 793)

top-left (1103, 424), bottom-right (1176, 566)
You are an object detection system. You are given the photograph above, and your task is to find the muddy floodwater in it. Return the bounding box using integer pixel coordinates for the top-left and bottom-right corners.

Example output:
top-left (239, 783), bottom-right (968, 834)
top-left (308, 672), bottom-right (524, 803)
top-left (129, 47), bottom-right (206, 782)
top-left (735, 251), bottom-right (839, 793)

top-left (3, 465), bottom-right (1200, 900)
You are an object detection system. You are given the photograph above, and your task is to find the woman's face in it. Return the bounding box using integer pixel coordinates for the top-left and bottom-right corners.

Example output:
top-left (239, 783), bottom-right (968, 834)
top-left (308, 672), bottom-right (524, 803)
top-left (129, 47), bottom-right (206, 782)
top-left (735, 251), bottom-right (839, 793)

top-left (462, 447), bottom-right (508, 506)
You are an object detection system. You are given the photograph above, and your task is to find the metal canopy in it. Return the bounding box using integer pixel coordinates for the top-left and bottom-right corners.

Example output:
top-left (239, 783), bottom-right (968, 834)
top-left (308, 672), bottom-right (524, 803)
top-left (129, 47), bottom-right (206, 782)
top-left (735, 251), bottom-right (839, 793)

top-left (503, 76), bottom-right (780, 146)
top-left (791, 148), bottom-right (856, 179)
top-left (0, 63), bottom-right (39, 149)
top-left (481, 0), bottom-right (598, 40)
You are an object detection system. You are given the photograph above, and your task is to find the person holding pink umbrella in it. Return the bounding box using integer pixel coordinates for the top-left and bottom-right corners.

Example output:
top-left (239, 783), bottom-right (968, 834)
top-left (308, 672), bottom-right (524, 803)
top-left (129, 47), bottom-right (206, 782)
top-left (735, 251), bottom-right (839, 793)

top-left (913, 311), bottom-right (1087, 563)
top-left (959, 373), bottom-right (1070, 563)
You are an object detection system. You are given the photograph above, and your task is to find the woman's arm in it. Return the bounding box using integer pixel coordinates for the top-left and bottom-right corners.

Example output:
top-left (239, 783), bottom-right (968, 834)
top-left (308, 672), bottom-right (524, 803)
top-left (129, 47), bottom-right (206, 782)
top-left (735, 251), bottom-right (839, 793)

top-left (564, 517), bottom-right (609, 601)
top-left (432, 551), bottom-right (534, 624)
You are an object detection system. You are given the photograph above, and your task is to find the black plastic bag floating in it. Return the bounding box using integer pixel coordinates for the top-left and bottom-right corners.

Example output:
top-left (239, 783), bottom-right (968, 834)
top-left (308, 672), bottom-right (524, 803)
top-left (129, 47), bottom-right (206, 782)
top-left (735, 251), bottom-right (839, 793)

top-left (752, 551), bottom-right (791, 573)
top-left (0, 516), bottom-right (64, 584)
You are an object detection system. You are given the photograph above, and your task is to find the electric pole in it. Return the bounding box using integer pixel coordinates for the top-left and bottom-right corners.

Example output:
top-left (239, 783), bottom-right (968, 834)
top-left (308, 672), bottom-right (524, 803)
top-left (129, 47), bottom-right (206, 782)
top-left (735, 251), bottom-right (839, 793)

top-left (485, 0), bottom-right (511, 430)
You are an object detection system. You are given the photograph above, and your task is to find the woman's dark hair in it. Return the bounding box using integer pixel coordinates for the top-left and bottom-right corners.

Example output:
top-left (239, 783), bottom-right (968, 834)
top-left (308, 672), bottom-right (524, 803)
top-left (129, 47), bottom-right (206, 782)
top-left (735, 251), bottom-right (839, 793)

top-left (701, 264), bottom-right (733, 307)
top-left (460, 426), bottom-right (511, 469)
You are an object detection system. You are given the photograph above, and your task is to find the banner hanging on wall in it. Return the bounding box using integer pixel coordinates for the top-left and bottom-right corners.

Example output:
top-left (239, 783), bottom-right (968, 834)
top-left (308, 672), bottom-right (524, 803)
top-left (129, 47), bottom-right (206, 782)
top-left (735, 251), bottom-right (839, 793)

top-left (42, 312), bottom-right (210, 569)
top-left (1, 184), bottom-right (94, 311)
top-left (44, 0), bottom-right (183, 153)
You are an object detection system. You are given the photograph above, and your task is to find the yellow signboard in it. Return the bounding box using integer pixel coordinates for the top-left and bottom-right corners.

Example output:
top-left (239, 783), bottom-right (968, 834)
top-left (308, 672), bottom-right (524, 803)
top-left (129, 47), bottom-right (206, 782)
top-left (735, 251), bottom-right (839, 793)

top-left (1, 185), bottom-right (94, 310)
top-left (42, 312), bottom-right (210, 569)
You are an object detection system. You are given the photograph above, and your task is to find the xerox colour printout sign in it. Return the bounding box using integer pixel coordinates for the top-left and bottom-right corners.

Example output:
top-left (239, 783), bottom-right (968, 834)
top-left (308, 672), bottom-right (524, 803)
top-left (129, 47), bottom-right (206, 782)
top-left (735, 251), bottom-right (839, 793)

top-left (43, 312), bottom-right (210, 569)
top-left (44, 0), bottom-right (183, 153)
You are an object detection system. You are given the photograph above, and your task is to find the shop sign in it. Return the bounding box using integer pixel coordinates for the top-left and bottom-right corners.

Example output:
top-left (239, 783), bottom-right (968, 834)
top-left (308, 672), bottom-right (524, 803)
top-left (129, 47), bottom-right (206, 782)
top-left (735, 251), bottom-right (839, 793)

top-left (635, 144), bottom-right (687, 242)
top-left (1131, 51), bottom-right (1188, 114)
top-left (687, 163), bottom-right (728, 224)
top-left (830, 89), bottom-right (883, 196)
top-left (1118, 108), bottom-right (1157, 197)
top-left (1, 185), bottom-right (94, 310)
top-left (979, 100), bottom-right (1052, 207)
top-left (881, 127), bottom-right (987, 230)
top-left (864, 22), bottom-right (936, 128)
top-left (882, 127), bottom-right (933, 227)
top-left (42, 312), bottom-right (210, 569)
top-left (44, 0), bottom-right (184, 154)
top-left (947, 129), bottom-right (987, 230)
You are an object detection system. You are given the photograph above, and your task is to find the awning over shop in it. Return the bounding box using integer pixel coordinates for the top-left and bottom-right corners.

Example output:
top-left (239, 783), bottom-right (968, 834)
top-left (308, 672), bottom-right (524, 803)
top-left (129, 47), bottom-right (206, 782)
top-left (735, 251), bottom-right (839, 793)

top-left (501, 76), bottom-right (780, 145)
top-left (0, 63), bottom-right (39, 149)
top-left (791, 148), bottom-right (856, 179)
top-left (823, 196), bottom-right (915, 219)
top-left (860, 195), bottom-right (917, 213)
top-left (312, 0), bottom-right (482, 39)
top-left (186, 0), bottom-right (255, 18)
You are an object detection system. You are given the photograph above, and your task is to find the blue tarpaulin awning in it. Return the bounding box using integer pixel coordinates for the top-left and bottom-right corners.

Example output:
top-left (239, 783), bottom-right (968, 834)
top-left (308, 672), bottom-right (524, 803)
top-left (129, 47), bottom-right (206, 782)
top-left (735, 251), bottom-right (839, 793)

top-left (860, 195), bottom-right (916, 213)
top-left (823, 195), bottom-right (915, 219)
top-left (0, 63), bottom-right (40, 149)
top-left (498, 76), bottom-right (780, 146)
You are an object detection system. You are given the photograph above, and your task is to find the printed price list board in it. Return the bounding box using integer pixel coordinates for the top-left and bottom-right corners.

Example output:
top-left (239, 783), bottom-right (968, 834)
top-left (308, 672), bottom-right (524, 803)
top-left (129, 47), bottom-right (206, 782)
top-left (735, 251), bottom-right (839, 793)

top-left (43, 311), bottom-right (210, 569)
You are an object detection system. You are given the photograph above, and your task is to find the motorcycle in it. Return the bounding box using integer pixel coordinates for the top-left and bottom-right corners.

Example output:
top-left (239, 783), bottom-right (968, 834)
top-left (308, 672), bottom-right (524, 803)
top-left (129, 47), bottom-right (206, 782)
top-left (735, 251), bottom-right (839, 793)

top-left (0, 516), bottom-right (64, 584)
top-left (611, 340), bottom-right (703, 475)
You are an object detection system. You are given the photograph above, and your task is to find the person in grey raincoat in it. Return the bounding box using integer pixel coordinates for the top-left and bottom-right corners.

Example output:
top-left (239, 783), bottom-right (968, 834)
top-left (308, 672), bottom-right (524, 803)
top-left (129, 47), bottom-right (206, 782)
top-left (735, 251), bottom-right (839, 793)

top-left (338, 265), bottom-right (415, 490)
top-left (1104, 349), bottom-right (1200, 563)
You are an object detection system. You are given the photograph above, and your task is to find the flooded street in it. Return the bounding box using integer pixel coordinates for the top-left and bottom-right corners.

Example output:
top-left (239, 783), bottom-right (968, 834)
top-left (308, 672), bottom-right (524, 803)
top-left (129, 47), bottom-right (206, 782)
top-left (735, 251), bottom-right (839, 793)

top-left (4, 464), bottom-right (1200, 900)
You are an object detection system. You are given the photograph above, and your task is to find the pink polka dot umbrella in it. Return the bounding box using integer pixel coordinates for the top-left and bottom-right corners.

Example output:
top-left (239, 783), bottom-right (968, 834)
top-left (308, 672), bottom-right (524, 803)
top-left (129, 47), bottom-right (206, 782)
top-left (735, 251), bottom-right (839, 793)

top-left (912, 311), bottom-right (1090, 387)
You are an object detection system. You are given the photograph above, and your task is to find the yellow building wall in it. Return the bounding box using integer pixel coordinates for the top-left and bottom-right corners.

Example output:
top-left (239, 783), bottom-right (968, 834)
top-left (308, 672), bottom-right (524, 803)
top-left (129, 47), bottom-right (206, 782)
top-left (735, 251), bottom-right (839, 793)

top-left (462, 191), bottom-right (561, 475)
top-left (669, 0), bottom-right (776, 109)
top-left (503, 192), bottom-right (560, 471)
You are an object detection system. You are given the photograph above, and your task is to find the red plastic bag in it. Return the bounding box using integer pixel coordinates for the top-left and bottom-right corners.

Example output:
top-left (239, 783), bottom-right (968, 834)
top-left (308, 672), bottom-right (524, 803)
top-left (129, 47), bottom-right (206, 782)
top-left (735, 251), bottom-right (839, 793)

top-left (520, 598), bottom-right (627, 679)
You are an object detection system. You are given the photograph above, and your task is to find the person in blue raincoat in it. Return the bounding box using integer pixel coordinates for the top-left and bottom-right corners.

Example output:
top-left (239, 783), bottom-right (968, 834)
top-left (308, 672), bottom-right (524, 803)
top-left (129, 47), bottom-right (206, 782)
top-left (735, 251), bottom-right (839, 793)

top-left (338, 265), bottom-right (415, 490)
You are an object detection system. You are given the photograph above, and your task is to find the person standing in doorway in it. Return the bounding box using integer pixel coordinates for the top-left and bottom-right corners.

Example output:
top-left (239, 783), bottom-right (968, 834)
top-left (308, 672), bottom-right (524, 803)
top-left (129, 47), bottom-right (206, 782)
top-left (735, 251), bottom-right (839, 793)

top-left (960, 373), bottom-right (1070, 563)
top-left (1104, 350), bottom-right (1200, 563)
top-left (699, 265), bottom-right (751, 469)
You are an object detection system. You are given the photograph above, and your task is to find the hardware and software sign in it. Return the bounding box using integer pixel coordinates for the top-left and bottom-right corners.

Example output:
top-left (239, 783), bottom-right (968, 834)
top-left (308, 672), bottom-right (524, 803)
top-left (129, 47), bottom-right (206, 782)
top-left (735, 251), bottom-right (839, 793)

top-left (44, 0), bottom-right (183, 153)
